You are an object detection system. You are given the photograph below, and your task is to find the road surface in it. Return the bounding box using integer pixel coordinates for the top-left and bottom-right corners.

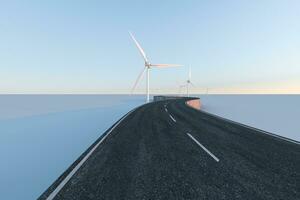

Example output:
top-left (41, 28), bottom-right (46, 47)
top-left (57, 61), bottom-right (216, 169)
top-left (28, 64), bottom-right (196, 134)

top-left (39, 98), bottom-right (300, 200)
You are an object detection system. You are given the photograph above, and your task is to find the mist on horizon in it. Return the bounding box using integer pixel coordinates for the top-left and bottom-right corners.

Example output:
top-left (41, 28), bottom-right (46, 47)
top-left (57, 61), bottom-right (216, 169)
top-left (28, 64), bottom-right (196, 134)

top-left (0, 1), bottom-right (299, 94)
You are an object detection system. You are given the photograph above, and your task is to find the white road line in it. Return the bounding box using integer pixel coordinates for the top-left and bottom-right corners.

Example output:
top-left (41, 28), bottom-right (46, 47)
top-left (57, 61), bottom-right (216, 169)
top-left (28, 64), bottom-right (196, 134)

top-left (169, 114), bottom-right (176, 122)
top-left (186, 133), bottom-right (220, 162)
top-left (165, 107), bottom-right (176, 123)
top-left (46, 108), bottom-right (137, 200)
top-left (185, 102), bottom-right (300, 145)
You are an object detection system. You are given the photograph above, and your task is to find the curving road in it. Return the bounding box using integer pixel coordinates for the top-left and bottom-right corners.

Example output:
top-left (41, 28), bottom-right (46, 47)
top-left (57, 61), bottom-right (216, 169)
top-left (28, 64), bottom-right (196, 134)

top-left (39, 98), bottom-right (300, 200)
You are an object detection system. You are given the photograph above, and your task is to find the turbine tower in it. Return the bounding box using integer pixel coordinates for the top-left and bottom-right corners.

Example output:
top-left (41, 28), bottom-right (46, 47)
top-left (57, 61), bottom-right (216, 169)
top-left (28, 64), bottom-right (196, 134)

top-left (130, 32), bottom-right (182, 102)
top-left (183, 66), bottom-right (195, 97)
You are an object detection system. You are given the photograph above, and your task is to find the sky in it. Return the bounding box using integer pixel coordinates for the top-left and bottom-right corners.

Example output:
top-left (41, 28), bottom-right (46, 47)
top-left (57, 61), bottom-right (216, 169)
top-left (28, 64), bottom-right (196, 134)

top-left (0, 0), bottom-right (299, 94)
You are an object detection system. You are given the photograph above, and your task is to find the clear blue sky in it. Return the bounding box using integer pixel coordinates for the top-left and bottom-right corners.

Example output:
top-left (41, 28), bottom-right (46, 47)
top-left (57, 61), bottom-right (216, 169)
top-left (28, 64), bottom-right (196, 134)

top-left (1, 0), bottom-right (299, 94)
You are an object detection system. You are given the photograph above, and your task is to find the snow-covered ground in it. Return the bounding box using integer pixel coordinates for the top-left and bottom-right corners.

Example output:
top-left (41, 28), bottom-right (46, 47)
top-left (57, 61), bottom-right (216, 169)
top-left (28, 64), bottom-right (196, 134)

top-left (0, 95), bottom-right (143, 200)
top-left (199, 95), bottom-right (300, 142)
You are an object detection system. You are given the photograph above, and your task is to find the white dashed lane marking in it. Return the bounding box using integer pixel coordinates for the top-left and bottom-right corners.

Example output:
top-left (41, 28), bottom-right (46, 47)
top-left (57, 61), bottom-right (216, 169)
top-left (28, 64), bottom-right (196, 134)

top-left (186, 133), bottom-right (220, 162)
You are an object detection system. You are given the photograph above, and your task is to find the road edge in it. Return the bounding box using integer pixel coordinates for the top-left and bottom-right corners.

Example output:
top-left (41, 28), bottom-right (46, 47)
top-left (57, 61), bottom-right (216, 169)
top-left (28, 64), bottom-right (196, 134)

top-left (185, 99), bottom-right (300, 145)
top-left (37, 104), bottom-right (143, 200)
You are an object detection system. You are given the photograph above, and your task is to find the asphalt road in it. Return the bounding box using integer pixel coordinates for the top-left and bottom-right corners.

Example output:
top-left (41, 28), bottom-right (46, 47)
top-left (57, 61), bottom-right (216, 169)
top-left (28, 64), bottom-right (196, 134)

top-left (39, 98), bottom-right (300, 200)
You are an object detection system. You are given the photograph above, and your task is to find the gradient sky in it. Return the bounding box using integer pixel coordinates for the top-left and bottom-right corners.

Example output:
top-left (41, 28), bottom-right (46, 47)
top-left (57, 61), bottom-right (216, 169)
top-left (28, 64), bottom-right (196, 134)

top-left (0, 0), bottom-right (299, 94)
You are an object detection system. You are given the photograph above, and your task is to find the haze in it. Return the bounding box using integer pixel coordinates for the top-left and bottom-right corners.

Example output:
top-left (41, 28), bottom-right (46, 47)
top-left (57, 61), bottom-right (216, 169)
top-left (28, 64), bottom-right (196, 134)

top-left (0, 0), bottom-right (299, 94)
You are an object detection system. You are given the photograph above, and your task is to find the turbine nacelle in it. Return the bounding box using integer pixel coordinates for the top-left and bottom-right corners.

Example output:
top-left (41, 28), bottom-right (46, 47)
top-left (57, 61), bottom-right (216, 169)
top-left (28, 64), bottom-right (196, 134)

top-left (145, 61), bottom-right (151, 68)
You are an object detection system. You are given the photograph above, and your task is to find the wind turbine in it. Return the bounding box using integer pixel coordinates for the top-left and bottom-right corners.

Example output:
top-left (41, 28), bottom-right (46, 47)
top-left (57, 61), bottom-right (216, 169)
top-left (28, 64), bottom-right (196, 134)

top-left (178, 84), bottom-right (186, 96)
top-left (130, 32), bottom-right (182, 102)
top-left (184, 66), bottom-right (195, 97)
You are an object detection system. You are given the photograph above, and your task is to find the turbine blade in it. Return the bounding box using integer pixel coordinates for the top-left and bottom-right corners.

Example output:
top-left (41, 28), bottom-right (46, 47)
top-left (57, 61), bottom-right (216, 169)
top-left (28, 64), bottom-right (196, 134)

top-left (129, 32), bottom-right (148, 62)
top-left (179, 86), bottom-right (182, 95)
top-left (189, 66), bottom-right (191, 80)
top-left (131, 67), bottom-right (147, 93)
top-left (150, 64), bottom-right (182, 67)
top-left (179, 84), bottom-right (187, 95)
top-left (190, 82), bottom-right (195, 87)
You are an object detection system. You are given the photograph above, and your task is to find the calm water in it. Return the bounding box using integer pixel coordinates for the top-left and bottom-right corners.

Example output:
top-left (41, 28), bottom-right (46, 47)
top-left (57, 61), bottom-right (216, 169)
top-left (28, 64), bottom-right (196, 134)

top-left (199, 94), bottom-right (300, 142)
top-left (0, 95), bottom-right (144, 200)
top-left (0, 94), bottom-right (299, 200)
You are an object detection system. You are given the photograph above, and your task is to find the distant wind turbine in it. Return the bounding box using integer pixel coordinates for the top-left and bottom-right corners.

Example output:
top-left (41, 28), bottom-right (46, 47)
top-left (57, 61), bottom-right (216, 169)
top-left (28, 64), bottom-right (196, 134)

top-left (129, 32), bottom-right (182, 102)
top-left (178, 84), bottom-right (186, 96)
top-left (181, 66), bottom-right (195, 97)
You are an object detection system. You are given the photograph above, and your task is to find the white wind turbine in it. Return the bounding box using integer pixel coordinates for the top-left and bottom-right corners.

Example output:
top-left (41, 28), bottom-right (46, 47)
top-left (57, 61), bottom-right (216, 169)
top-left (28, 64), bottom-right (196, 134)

top-left (130, 32), bottom-right (182, 102)
top-left (183, 66), bottom-right (195, 97)
top-left (178, 85), bottom-right (186, 96)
